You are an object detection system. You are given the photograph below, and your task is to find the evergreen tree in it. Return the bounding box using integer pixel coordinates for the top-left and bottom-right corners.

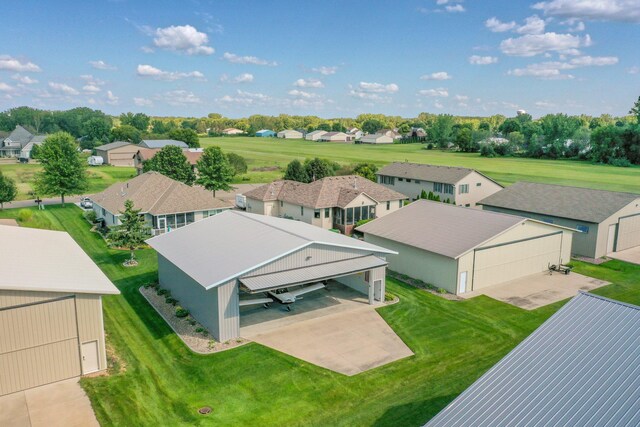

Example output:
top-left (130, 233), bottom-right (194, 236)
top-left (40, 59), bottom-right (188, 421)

top-left (195, 146), bottom-right (235, 196)
top-left (107, 200), bottom-right (149, 265)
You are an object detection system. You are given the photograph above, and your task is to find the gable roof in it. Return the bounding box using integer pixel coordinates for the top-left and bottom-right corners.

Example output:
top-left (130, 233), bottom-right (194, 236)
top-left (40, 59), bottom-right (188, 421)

top-left (95, 140), bottom-right (135, 151)
top-left (478, 181), bottom-right (640, 224)
top-left (0, 226), bottom-right (119, 295)
top-left (426, 292), bottom-right (640, 427)
top-left (306, 130), bottom-right (327, 136)
top-left (244, 175), bottom-right (407, 208)
top-left (357, 199), bottom-right (559, 259)
top-left (377, 162), bottom-right (501, 187)
top-left (4, 125), bottom-right (33, 145)
top-left (139, 139), bottom-right (188, 149)
top-left (91, 172), bottom-right (232, 216)
top-left (147, 210), bottom-right (395, 289)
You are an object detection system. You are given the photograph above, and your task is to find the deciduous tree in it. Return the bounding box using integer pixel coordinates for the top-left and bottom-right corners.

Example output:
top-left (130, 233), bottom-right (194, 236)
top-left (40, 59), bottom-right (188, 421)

top-left (195, 146), bottom-right (235, 196)
top-left (168, 128), bottom-right (200, 148)
top-left (283, 159), bottom-right (309, 182)
top-left (143, 145), bottom-right (195, 185)
top-left (0, 171), bottom-right (17, 209)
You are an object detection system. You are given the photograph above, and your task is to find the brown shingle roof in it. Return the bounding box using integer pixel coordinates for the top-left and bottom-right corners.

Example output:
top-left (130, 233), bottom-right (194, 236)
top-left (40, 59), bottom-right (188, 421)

top-left (377, 162), bottom-right (497, 185)
top-left (244, 175), bottom-right (407, 209)
top-left (91, 172), bottom-right (233, 216)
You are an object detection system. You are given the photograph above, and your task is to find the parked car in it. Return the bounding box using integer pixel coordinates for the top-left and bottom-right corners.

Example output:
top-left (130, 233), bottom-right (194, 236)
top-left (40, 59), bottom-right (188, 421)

top-left (80, 197), bottom-right (93, 209)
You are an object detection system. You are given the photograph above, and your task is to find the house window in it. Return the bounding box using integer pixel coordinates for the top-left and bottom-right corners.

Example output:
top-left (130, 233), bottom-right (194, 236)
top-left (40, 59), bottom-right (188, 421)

top-left (186, 212), bottom-right (195, 224)
top-left (370, 206), bottom-right (376, 217)
top-left (314, 209), bottom-right (320, 219)
top-left (398, 178), bottom-right (404, 182)
top-left (280, 201), bottom-right (283, 207)
top-left (354, 206), bottom-right (361, 223)
top-left (386, 201), bottom-right (390, 210)
top-left (346, 208), bottom-right (354, 225)
top-left (398, 200), bottom-right (402, 208)
top-left (324, 208), bottom-right (330, 218)
top-left (444, 184), bottom-right (454, 194)
top-left (415, 180), bottom-right (421, 184)
top-left (380, 176), bottom-right (395, 185)
top-left (477, 182), bottom-right (482, 187)
top-left (406, 179), bottom-right (412, 183)
top-left (362, 206), bottom-right (370, 221)
top-left (433, 182), bottom-right (443, 192)
top-left (465, 204), bottom-right (471, 207)
top-left (301, 206), bottom-right (304, 216)
top-left (459, 184), bottom-right (469, 194)
top-left (576, 225), bottom-right (589, 233)
top-left (101, 208), bottom-right (106, 217)
top-left (364, 271), bottom-right (370, 283)
top-left (335, 209), bottom-right (343, 225)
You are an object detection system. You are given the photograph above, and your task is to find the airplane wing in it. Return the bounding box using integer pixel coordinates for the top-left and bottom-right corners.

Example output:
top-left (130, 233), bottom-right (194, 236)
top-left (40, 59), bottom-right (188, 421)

top-left (239, 297), bottom-right (274, 307)
top-left (288, 282), bottom-right (325, 298)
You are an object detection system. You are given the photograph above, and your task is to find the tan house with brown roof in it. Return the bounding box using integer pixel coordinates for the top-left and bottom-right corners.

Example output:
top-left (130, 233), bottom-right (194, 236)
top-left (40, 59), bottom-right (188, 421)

top-left (94, 141), bottom-right (140, 167)
top-left (133, 148), bottom-right (203, 175)
top-left (243, 175), bottom-right (408, 234)
top-left (90, 172), bottom-right (233, 234)
top-left (376, 162), bottom-right (503, 207)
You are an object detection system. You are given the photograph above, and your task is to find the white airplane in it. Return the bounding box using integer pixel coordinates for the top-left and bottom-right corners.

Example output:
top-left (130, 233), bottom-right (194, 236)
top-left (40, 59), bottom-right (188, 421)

top-left (268, 282), bottom-right (326, 311)
top-left (239, 296), bottom-right (274, 309)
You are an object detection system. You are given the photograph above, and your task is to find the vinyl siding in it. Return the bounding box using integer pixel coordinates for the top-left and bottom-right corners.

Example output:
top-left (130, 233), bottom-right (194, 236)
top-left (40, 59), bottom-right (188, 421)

top-left (157, 254), bottom-right (221, 340)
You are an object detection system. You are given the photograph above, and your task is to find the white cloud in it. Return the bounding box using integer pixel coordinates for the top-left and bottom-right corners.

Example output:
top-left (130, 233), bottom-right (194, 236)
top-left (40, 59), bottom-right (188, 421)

top-left (288, 89), bottom-right (320, 99)
top-left (222, 52), bottom-right (277, 66)
top-left (500, 32), bottom-right (591, 57)
top-left (312, 66), bottom-right (337, 75)
top-left (217, 89), bottom-right (272, 106)
top-left (419, 88), bottom-right (449, 97)
top-left (48, 82), bottom-right (79, 96)
top-left (82, 85), bottom-right (101, 93)
top-left (628, 66), bottom-right (640, 74)
top-left (517, 15), bottom-right (546, 34)
top-left (445, 4), bottom-right (465, 13)
top-left (420, 71), bottom-right (452, 80)
top-left (357, 81), bottom-right (399, 93)
top-left (454, 94), bottom-right (469, 101)
top-left (233, 73), bottom-right (254, 83)
top-left (533, 0), bottom-right (640, 23)
top-left (434, 101), bottom-right (444, 109)
top-left (11, 74), bottom-right (38, 84)
top-left (293, 78), bottom-right (324, 88)
top-left (136, 64), bottom-right (204, 81)
top-left (0, 82), bottom-right (15, 92)
top-left (106, 90), bottom-right (119, 105)
top-left (152, 25), bottom-right (214, 55)
top-left (569, 55), bottom-right (618, 66)
top-left (161, 90), bottom-right (202, 106)
top-left (469, 55), bottom-right (498, 65)
top-left (507, 55), bottom-right (618, 79)
top-left (89, 60), bottom-right (116, 70)
top-left (535, 100), bottom-right (557, 108)
top-left (133, 97), bottom-right (153, 107)
top-left (0, 55), bottom-right (41, 72)
top-left (485, 17), bottom-right (517, 32)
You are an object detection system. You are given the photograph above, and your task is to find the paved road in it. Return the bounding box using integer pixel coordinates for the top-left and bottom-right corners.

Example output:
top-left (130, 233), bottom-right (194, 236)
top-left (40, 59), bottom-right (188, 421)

top-left (5, 195), bottom-right (92, 209)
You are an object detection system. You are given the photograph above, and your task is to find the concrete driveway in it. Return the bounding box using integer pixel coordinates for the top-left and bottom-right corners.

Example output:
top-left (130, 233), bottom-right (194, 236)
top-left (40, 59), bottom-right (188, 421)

top-left (460, 272), bottom-right (610, 310)
top-left (0, 378), bottom-right (99, 427)
top-left (610, 246), bottom-right (640, 265)
top-left (241, 282), bottom-right (413, 375)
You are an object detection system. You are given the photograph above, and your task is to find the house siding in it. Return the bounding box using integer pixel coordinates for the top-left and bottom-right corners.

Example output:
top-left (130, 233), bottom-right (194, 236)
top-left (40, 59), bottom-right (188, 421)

top-left (157, 254), bottom-right (221, 340)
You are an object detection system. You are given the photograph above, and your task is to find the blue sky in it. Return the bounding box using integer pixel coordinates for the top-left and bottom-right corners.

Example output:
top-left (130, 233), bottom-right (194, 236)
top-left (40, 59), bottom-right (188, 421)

top-left (1, 0), bottom-right (639, 118)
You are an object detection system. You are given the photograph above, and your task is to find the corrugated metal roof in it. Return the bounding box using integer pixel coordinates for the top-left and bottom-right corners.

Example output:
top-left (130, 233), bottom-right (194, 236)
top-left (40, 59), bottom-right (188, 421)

top-left (94, 140), bottom-right (135, 151)
top-left (139, 139), bottom-right (188, 149)
top-left (357, 200), bottom-right (528, 259)
top-left (147, 211), bottom-right (395, 290)
top-left (240, 254), bottom-right (387, 291)
top-left (0, 226), bottom-right (119, 295)
top-left (377, 162), bottom-right (476, 184)
top-left (479, 181), bottom-right (640, 224)
top-left (426, 292), bottom-right (640, 427)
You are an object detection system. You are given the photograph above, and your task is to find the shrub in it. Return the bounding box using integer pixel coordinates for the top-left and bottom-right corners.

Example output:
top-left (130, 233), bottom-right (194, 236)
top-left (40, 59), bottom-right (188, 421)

top-left (17, 209), bottom-right (33, 222)
top-left (480, 144), bottom-right (497, 158)
top-left (384, 292), bottom-right (395, 302)
top-left (426, 143), bottom-right (434, 150)
top-left (175, 307), bottom-right (189, 318)
top-left (157, 288), bottom-right (169, 296)
top-left (188, 318), bottom-right (197, 326)
top-left (437, 288), bottom-right (448, 294)
top-left (356, 218), bottom-right (373, 228)
top-left (608, 157), bottom-right (632, 167)
top-left (85, 210), bottom-right (97, 223)
top-left (195, 326), bottom-right (205, 333)
top-left (165, 297), bottom-right (178, 306)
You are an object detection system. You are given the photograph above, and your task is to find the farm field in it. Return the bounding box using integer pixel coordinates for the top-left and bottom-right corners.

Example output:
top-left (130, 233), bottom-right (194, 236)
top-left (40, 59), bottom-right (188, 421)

top-left (1, 205), bottom-right (639, 426)
top-left (0, 162), bottom-right (136, 200)
top-left (201, 137), bottom-right (640, 194)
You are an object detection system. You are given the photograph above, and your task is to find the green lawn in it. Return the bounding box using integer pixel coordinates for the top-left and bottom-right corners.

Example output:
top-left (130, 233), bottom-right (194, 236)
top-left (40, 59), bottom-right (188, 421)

top-left (2, 205), bottom-right (639, 426)
top-left (0, 162), bottom-right (136, 200)
top-left (201, 137), bottom-right (640, 193)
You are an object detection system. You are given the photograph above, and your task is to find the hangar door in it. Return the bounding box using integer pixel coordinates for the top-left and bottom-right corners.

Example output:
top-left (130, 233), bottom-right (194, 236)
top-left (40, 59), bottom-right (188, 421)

top-left (0, 296), bottom-right (81, 396)
top-left (616, 214), bottom-right (640, 252)
top-left (472, 232), bottom-right (563, 290)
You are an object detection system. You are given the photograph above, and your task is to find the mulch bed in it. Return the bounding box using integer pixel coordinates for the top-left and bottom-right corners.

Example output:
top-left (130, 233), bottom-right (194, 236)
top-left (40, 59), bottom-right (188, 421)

top-left (140, 286), bottom-right (249, 354)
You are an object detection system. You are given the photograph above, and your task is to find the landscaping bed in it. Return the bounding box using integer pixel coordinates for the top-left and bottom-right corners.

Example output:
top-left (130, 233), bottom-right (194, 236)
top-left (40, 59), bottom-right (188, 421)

top-left (139, 284), bottom-right (248, 354)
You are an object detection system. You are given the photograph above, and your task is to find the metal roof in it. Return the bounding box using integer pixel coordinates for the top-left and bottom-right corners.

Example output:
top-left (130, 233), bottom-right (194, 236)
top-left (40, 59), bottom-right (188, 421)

top-left (0, 226), bottom-right (119, 295)
top-left (357, 200), bottom-right (530, 259)
top-left (478, 181), bottom-right (640, 224)
top-left (139, 139), bottom-right (188, 149)
top-left (147, 210), bottom-right (395, 290)
top-left (240, 254), bottom-right (387, 292)
top-left (94, 140), bottom-right (135, 151)
top-left (426, 292), bottom-right (640, 427)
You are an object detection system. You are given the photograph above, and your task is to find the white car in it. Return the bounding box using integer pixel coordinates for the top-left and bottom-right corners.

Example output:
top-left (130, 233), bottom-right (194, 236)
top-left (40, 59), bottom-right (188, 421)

top-left (80, 197), bottom-right (93, 209)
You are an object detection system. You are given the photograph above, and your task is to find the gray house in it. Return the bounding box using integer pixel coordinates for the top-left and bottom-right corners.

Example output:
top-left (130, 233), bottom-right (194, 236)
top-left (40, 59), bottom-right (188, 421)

top-left (147, 211), bottom-right (395, 341)
top-left (479, 182), bottom-right (640, 258)
top-left (0, 125), bottom-right (46, 159)
top-left (376, 162), bottom-right (503, 206)
top-left (426, 292), bottom-right (640, 427)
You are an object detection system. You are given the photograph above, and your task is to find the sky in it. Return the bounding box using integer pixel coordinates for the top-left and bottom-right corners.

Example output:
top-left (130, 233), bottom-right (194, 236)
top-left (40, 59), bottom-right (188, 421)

top-left (1, 0), bottom-right (639, 118)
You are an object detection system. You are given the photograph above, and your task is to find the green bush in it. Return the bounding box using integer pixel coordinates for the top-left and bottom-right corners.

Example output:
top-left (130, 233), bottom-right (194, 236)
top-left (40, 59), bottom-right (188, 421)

top-left (384, 292), bottom-right (395, 302)
top-left (175, 307), bottom-right (189, 318)
top-left (437, 288), bottom-right (448, 294)
top-left (157, 288), bottom-right (169, 296)
top-left (188, 319), bottom-right (197, 326)
top-left (85, 210), bottom-right (97, 223)
top-left (356, 218), bottom-right (373, 228)
top-left (166, 297), bottom-right (178, 306)
top-left (17, 209), bottom-right (33, 222)
top-left (195, 326), bottom-right (205, 333)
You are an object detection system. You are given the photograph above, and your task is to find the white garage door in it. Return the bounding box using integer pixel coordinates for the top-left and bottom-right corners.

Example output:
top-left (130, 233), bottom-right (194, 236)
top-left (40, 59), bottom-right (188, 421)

top-left (472, 233), bottom-right (563, 290)
top-left (0, 296), bottom-right (81, 396)
top-left (616, 214), bottom-right (640, 252)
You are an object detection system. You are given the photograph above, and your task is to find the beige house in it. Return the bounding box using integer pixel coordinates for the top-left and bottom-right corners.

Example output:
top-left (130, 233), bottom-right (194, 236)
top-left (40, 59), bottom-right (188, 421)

top-left (0, 226), bottom-right (119, 396)
top-left (91, 172), bottom-right (233, 234)
top-left (360, 134), bottom-right (394, 144)
top-left (222, 128), bottom-right (245, 135)
top-left (94, 141), bottom-right (140, 167)
top-left (277, 129), bottom-right (303, 139)
top-left (479, 182), bottom-right (640, 259)
top-left (357, 200), bottom-right (574, 295)
top-left (305, 130), bottom-right (328, 141)
top-left (133, 148), bottom-right (203, 175)
top-left (319, 132), bottom-right (353, 142)
top-left (244, 175), bottom-right (408, 235)
top-left (376, 162), bottom-right (503, 206)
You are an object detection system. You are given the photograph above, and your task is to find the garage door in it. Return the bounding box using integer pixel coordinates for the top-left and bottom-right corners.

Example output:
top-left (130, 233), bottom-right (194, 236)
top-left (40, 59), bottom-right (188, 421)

top-left (617, 214), bottom-right (640, 252)
top-left (472, 232), bottom-right (563, 290)
top-left (0, 296), bottom-right (81, 396)
top-left (109, 154), bottom-right (134, 167)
